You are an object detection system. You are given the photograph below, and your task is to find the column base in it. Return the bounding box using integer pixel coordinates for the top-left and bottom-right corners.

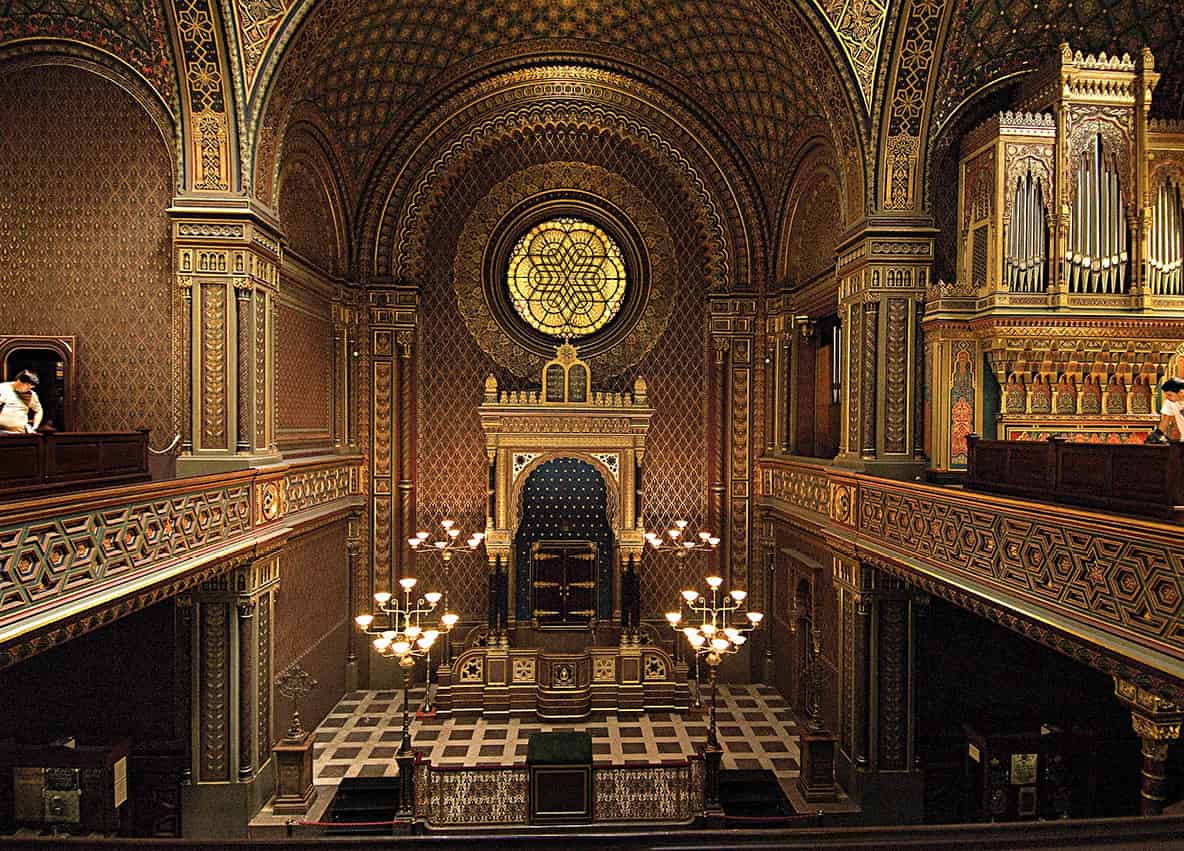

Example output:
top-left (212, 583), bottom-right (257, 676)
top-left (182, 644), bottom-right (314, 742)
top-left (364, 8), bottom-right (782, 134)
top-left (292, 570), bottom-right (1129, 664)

top-left (181, 760), bottom-right (275, 839)
top-left (177, 451), bottom-right (284, 477)
top-left (832, 455), bottom-right (926, 482)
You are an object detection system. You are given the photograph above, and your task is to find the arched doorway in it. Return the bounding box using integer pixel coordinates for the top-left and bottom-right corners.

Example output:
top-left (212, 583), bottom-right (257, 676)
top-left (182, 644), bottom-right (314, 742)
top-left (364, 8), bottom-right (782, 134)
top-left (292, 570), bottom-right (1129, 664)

top-left (513, 457), bottom-right (614, 625)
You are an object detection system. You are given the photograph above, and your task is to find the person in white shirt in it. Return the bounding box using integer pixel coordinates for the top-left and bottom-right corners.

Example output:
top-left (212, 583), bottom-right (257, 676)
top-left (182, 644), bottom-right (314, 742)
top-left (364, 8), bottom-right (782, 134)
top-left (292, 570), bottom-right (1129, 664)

top-left (1146, 377), bottom-right (1184, 443)
top-left (0, 369), bottom-right (43, 434)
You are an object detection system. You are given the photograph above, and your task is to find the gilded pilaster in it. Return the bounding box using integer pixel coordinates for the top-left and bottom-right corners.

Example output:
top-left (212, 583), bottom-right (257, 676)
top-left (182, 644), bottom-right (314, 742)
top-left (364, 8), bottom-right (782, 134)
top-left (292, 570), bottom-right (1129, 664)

top-left (173, 205), bottom-right (283, 475)
top-left (836, 226), bottom-right (934, 478)
top-left (182, 550), bottom-right (282, 834)
top-left (365, 284), bottom-right (418, 600)
top-left (708, 296), bottom-right (758, 600)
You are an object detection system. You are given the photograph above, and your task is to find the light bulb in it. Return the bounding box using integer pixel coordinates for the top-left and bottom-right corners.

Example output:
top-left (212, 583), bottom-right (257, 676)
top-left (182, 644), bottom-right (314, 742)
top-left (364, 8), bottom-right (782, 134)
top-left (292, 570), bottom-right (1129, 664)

top-left (706, 576), bottom-right (723, 589)
top-left (665, 611), bottom-right (682, 624)
top-left (730, 589), bottom-right (747, 602)
top-left (355, 614), bottom-right (374, 629)
top-left (374, 592), bottom-right (392, 605)
top-left (400, 577), bottom-right (417, 590)
top-left (424, 591), bottom-right (442, 605)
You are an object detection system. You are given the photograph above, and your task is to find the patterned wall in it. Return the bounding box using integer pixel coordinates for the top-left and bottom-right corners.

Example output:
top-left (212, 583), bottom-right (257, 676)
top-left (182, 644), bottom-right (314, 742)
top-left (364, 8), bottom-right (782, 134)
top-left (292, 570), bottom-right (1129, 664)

top-left (273, 520), bottom-right (348, 740)
top-left (275, 297), bottom-right (334, 447)
top-left (0, 65), bottom-right (174, 440)
top-left (411, 129), bottom-right (708, 619)
top-left (278, 158), bottom-right (339, 276)
top-left (785, 168), bottom-right (842, 285)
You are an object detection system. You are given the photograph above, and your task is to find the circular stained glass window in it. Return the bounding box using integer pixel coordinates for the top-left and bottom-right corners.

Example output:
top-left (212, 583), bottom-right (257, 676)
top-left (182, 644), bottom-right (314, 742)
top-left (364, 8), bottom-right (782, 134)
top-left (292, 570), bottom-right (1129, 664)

top-left (506, 217), bottom-right (627, 339)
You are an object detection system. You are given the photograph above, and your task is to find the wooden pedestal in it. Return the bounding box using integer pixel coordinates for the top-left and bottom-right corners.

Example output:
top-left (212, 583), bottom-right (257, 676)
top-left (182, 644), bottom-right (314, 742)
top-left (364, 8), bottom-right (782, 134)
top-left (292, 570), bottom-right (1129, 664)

top-left (797, 728), bottom-right (838, 803)
top-left (271, 732), bottom-right (317, 816)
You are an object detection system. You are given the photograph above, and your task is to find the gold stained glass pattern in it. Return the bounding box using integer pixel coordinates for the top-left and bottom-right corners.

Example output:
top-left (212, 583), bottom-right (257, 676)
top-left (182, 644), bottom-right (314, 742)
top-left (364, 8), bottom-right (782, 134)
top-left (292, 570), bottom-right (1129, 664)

top-left (506, 218), bottom-right (626, 338)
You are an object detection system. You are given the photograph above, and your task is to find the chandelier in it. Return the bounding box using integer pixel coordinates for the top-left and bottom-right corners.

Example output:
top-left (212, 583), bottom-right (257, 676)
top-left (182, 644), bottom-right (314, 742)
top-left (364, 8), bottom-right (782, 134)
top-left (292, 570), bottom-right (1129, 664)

top-left (355, 577), bottom-right (454, 755)
top-left (644, 519), bottom-right (719, 555)
top-left (666, 575), bottom-right (763, 749)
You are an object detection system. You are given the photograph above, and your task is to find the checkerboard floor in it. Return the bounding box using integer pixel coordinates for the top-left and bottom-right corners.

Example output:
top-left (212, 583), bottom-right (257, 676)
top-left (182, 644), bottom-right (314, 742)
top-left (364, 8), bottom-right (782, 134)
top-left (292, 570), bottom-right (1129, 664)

top-left (311, 683), bottom-right (800, 786)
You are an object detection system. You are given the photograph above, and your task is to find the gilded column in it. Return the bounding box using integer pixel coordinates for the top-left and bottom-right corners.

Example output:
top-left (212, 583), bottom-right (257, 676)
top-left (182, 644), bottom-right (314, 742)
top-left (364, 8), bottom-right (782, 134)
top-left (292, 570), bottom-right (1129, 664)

top-left (1114, 678), bottom-right (1183, 815)
top-left (182, 551), bottom-right (282, 832)
top-left (173, 207), bottom-right (283, 475)
top-left (836, 226), bottom-right (933, 479)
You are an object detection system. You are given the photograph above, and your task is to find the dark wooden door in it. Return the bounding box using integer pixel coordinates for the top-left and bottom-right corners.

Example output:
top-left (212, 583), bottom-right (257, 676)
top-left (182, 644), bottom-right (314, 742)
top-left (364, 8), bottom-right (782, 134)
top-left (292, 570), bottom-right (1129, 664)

top-left (531, 541), bottom-right (597, 627)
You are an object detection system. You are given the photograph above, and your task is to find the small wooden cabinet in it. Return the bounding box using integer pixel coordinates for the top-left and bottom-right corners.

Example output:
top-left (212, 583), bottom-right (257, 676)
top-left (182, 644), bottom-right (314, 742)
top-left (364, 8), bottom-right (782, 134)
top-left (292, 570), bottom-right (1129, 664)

top-left (964, 724), bottom-right (1095, 821)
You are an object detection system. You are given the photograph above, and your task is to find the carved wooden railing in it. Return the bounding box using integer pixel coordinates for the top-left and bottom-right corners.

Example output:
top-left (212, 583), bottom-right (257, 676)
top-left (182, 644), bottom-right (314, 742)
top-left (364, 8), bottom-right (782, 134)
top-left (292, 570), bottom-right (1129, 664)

top-left (0, 454), bottom-right (363, 668)
top-left (412, 757), bottom-right (701, 827)
top-left (758, 456), bottom-right (1184, 700)
top-left (0, 430), bottom-right (151, 499)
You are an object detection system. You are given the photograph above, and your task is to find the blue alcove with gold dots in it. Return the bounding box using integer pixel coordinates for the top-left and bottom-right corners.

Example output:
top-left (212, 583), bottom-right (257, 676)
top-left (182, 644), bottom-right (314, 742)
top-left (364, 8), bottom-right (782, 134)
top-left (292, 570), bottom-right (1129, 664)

top-left (514, 457), bottom-right (614, 622)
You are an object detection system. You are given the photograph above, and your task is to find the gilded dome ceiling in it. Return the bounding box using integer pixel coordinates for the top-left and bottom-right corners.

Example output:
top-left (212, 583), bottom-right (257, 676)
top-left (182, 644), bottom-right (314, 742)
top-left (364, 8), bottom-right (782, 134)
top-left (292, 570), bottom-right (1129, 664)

top-left (265, 0), bottom-right (855, 195)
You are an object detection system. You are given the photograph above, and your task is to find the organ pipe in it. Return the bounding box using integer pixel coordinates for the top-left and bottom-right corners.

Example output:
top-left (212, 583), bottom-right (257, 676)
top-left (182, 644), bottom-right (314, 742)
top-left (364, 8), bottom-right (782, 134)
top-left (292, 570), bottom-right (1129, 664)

top-left (1066, 134), bottom-right (1128, 294)
top-left (1005, 171), bottom-right (1047, 292)
top-left (1149, 179), bottom-right (1184, 295)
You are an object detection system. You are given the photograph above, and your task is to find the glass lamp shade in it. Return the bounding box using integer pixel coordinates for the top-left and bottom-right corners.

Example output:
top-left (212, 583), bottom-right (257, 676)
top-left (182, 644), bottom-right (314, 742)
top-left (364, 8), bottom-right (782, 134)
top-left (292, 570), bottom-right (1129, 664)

top-left (392, 641), bottom-right (411, 656)
top-left (441, 519), bottom-right (454, 530)
top-left (682, 626), bottom-right (698, 640)
top-left (416, 531), bottom-right (430, 541)
top-left (665, 611), bottom-right (682, 625)
top-left (700, 622), bottom-right (716, 635)
top-left (374, 592), bottom-right (392, 605)
top-left (711, 637), bottom-right (730, 652)
top-left (374, 637), bottom-right (390, 651)
top-left (681, 590), bottom-right (698, 603)
top-left (708, 537), bottom-right (720, 547)
top-left (407, 537), bottom-right (421, 548)
top-left (423, 629), bottom-right (440, 642)
top-left (706, 576), bottom-right (723, 589)
top-left (675, 520), bottom-right (689, 529)
top-left (405, 625), bottom-right (421, 638)
top-left (441, 613), bottom-right (459, 628)
top-left (424, 591), bottom-right (442, 605)
top-left (416, 636), bottom-right (433, 650)
top-left (733, 634), bottom-right (747, 645)
top-left (433, 541), bottom-right (446, 550)
top-left (399, 577), bottom-right (417, 591)
top-left (688, 633), bottom-right (706, 648)
top-left (730, 589), bottom-right (747, 602)
top-left (355, 614), bottom-right (374, 629)
top-left (747, 611), bottom-right (764, 624)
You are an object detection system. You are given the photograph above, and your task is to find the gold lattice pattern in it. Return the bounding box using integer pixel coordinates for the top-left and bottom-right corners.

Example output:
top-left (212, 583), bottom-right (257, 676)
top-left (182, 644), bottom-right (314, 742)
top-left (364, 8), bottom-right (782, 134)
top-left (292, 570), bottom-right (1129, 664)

top-left (507, 217), bottom-right (627, 339)
top-left (275, 301), bottom-right (333, 442)
top-left (0, 66), bottom-right (174, 440)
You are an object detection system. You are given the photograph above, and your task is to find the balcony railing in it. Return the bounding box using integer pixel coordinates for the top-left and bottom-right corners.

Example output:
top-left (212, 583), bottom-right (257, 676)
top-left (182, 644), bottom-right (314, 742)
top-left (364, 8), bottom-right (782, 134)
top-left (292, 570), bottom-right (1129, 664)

top-left (758, 455), bottom-right (1184, 691)
top-left (0, 454), bottom-right (363, 668)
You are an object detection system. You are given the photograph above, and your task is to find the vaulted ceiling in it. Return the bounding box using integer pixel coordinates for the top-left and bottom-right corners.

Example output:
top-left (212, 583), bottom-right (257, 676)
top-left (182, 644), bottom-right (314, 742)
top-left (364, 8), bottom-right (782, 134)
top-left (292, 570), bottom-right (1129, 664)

top-left (264, 0), bottom-right (859, 204)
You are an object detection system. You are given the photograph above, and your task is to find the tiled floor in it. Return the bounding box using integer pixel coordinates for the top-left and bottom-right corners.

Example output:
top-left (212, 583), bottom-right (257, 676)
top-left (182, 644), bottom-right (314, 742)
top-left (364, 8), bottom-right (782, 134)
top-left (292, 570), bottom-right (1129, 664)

top-left (312, 683), bottom-right (800, 786)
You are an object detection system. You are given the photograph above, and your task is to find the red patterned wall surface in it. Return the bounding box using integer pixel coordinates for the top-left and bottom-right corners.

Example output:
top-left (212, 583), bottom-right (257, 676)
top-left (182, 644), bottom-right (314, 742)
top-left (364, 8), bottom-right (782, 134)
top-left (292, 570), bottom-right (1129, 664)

top-left (275, 296), bottom-right (334, 448)
top-left (273, 520), bottom-right (348, 739)
top-left (411, 129), bottom-right (709, 618)
top-left (0, 65), bottom-right (174, 440)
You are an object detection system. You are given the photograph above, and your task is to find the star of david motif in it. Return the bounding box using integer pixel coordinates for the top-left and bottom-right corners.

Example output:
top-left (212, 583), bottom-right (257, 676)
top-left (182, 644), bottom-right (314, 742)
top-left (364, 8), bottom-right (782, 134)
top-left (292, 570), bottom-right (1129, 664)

top-left (509, 219), bottom-right (625, 338)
